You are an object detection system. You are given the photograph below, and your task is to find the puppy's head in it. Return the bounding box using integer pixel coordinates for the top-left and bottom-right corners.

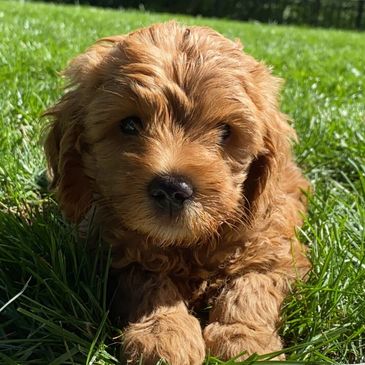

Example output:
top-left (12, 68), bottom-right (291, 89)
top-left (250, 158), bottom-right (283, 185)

top-left (45, 22), bottom-right (294, 246)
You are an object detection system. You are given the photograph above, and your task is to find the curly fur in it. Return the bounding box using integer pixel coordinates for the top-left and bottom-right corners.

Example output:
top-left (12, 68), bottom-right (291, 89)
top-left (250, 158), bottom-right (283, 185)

top-left (44, 22), bottom-right (310, 364)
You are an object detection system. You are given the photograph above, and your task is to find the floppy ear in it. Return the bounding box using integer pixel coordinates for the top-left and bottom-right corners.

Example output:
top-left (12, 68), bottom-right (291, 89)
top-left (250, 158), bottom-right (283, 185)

top-left (44, 36), bottom-right (124, 222)
top-left (44, 90), bottom-right (92, 223)
top-left (242, 61), bottom-right (295, 215)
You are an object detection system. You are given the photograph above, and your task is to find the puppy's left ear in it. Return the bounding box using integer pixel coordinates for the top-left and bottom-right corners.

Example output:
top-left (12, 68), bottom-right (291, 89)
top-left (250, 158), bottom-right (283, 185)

top-left (44, 36), bottom-right (124, 222)
top-left (242, 61), bottom-right (296, 215)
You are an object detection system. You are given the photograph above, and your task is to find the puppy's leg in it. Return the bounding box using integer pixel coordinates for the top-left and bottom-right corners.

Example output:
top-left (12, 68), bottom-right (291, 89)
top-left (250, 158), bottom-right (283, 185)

top-left (113, 267), bottom-right (205, 365)
top-left (204, 272), bottom-right (286, 360)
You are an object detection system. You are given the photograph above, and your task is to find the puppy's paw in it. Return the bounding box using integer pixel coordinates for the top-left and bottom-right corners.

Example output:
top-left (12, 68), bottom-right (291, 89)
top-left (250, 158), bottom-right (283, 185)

top-left (204, 322), bottom-right (284, 361)
top-left (123, 312), bottom-right (205, 365)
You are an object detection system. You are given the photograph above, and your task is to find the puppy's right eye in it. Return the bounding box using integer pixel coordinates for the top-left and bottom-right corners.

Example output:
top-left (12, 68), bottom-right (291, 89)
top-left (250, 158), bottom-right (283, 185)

top-left (120, 116), bottom-right (142, 135)
top-left (218, 123), bottom-right (231, 143)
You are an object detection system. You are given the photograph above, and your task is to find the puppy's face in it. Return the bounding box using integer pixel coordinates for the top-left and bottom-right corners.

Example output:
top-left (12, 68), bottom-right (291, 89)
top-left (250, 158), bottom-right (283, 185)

top-left (45, 23), bottom-right (287, 246)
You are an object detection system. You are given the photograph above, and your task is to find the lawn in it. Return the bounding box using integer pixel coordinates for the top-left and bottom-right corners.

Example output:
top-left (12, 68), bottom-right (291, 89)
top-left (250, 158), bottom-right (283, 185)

top-left (0, 1), bottom-right (364, 364)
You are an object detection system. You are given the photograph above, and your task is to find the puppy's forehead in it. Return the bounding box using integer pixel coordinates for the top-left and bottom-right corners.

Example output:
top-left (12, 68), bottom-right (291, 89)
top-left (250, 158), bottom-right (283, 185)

top-left (120, 23), bottom-right (244, 84)
top-left (122, 22), bottom-right (243, 64)
top-left (102, 23), bottom-right (251, 123)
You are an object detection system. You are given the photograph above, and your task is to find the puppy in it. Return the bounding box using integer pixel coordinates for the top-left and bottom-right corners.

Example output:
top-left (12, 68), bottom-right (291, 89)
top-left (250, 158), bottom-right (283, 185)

top-left (44, 22), bottom-right (310, 365)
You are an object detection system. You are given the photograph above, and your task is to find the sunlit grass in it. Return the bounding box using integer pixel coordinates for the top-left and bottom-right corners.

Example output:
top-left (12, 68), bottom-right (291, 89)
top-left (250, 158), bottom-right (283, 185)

top-left (0, 1), bottom-right (364, 363)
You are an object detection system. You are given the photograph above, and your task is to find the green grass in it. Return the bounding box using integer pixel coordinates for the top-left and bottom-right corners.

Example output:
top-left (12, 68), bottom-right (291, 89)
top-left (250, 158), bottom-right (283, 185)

top-left (1, 1), bottom-right (365, 364)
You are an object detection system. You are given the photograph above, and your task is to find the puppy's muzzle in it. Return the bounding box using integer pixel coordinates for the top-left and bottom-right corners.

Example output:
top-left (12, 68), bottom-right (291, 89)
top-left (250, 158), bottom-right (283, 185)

top-left (148, 175), bottom-right (193, 214)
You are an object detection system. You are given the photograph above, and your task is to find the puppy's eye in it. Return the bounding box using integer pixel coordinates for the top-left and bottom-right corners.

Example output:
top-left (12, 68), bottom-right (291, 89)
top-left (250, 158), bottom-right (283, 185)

top-left (219, 124), bottom-right (231, 143)
top-left (120, 116), bottom-right (142, 135)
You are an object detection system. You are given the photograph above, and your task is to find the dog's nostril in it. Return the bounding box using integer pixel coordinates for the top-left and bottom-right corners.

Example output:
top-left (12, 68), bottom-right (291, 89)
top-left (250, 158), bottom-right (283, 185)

top-left (173, 191), bottom-right (187, 203)
top-left (172, 185), bottom-right (193, 202)
top-left (151, 188), bottom-right (169, 201)
top-left (148, 175), bottom-right (194, 212)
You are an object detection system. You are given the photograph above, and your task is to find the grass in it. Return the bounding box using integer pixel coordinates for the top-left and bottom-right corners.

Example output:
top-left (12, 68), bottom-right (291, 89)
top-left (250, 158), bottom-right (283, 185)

top-left (0, 1), bottom-right (364, 364)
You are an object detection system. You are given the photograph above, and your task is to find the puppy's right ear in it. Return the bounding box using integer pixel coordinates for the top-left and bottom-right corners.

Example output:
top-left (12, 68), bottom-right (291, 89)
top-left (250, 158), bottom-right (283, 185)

top-left (44, 36), bottom-right (124, 223)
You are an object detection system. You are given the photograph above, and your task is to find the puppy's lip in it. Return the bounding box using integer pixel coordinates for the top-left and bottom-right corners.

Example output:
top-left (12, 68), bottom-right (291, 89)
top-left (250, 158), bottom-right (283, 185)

top-left (123, 213), bottom-right (196, 246)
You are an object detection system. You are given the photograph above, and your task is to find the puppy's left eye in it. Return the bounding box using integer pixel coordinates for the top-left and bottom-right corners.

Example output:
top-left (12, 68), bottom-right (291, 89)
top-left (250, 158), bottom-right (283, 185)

top-left (218, 124), bottom-right (231, 143)
top-left (120, 116), bottom-right (142, 135)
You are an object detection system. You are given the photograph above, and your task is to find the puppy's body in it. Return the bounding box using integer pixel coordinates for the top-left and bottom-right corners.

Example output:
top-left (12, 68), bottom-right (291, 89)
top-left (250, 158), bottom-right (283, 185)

top-left (45, 22), bottom-right (310, 364)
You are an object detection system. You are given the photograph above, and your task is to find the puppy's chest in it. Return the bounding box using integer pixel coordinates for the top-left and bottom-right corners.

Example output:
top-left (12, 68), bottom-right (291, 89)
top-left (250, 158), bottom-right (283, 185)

top-left (112, 240), bottom-right (244, 308)
top-left (148, 254), bottom-right (229, 311)
top-left (172, 268), bottom-right (228, 311)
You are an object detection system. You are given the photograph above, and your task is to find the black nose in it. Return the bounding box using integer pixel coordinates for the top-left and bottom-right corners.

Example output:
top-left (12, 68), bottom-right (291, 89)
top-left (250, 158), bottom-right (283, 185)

top-left (148, 175), bottom-right (194, 212)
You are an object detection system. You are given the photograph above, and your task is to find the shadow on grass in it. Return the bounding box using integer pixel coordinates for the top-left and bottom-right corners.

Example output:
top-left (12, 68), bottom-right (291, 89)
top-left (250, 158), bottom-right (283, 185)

top-left (0, 201), bottom-right (119, 363)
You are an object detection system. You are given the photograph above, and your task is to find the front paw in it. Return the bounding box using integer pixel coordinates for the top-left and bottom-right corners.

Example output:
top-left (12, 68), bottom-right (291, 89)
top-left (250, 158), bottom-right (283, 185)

top-left (204, 322), bottom-right (284, 361)
top-left (123, 312), bottom-right (205, 365)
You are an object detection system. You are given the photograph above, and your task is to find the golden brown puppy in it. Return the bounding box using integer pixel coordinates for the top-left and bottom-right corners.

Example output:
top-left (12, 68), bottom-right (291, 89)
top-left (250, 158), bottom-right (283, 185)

top-left (44, 22), bottom-right (310, 365)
